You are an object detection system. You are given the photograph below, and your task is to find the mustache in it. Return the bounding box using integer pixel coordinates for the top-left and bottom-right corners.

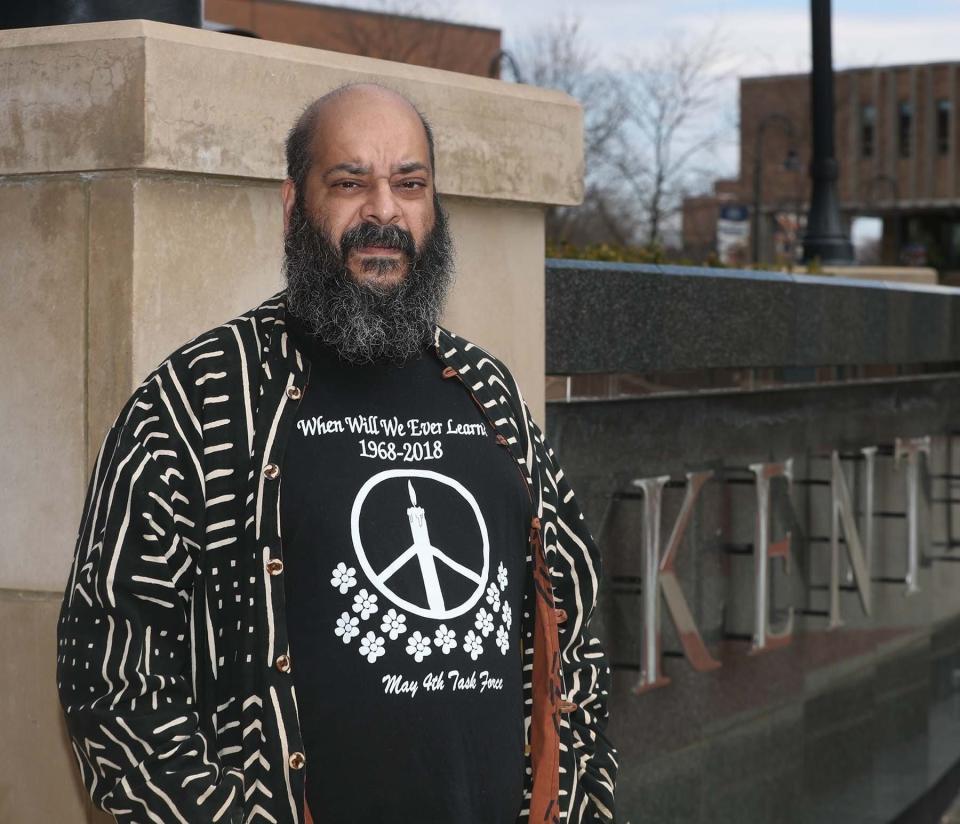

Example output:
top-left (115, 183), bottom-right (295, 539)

top-left (340, 222), bottom-right (416, 259)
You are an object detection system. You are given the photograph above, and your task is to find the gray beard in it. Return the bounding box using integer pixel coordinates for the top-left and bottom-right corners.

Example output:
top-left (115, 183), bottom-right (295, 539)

top-left (283, 196), bottom-right (455, 364)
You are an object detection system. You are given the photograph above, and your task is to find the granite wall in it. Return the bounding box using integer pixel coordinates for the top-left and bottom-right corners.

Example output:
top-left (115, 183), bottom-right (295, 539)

top-left (545, 261), bottom-right (960, 824)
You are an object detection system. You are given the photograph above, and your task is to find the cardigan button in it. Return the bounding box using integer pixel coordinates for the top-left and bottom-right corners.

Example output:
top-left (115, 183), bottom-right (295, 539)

top-left (555, 608), bottom-right (568, 623)
top-left (265, 558), bottom-right (284, 576)
top-left (289, 752), bottom-right (306, 770)
top-left (263, 463), bottom-right (280, 480)
top-left (286, 385), bottom-right (302, 400)
top-left (274, 654), bottom-right (292, 673)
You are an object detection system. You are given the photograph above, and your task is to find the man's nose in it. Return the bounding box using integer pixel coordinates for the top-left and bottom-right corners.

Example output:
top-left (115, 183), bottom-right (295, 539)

top-left (360, 179), bottom-right (402, 226)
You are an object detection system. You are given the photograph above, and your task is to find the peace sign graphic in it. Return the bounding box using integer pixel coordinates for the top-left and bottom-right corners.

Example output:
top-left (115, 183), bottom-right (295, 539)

top-left (350, 469), bottom-right (490, 619)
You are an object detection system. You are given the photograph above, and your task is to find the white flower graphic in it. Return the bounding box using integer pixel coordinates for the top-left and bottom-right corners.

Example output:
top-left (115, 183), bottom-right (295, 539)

top-left (496, 624), bottom-right (510, 655)
top-left (358, 631), bottom-right (386, 663)
top-left (379, 608), bottom-right (407, 640)
top-left (434, 624), bottom-right (457, 654)
top-left (330, 562), bottom-right (357, 594)
top-left (352, 588), bottom-right (379, 620)
top-left (502, 602), bottom-right (513, 630)
top-left (498, 561), bottom-right (508, 590)
top-left (462, 629), bottom-right (483, 660)
top-left (475, 607), bottom-right (495, 637)
top-left (406, 630), bottom-right (432, 662)
top-left (485, 582), bottom-right (501, 613)
top-left (334, 611), bottom-right (360, 644)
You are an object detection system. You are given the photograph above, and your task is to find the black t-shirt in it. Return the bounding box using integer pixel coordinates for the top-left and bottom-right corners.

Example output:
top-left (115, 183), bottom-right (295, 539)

top-left (280, 318), bottom-right (530, 823)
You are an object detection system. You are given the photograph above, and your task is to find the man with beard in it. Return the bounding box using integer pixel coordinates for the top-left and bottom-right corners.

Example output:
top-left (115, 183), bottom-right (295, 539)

top-left (57, 84), bottom-right (617, 824)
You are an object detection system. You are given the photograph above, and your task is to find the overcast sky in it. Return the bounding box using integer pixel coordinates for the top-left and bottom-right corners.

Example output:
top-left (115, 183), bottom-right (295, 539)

top-left (330, 0), bottom-right (960, 76)
top-left (500, 1), bottom-right (960, 75)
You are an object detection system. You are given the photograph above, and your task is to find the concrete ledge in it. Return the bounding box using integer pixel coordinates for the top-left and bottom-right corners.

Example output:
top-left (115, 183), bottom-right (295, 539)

top-left (0, 19), bottom-right (584, 205)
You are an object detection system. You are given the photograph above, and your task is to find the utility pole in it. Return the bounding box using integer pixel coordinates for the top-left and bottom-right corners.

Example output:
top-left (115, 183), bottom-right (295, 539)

top-left (801, 0), bottom-right (854, 265)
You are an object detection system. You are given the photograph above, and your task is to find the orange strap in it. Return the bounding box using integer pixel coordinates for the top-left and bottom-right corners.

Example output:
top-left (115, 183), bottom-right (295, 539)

top-left (528, 519), bottom-right (562, 824)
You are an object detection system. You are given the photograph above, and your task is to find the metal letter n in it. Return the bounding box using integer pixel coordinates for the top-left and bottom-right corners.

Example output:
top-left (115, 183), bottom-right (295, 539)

top-left (827, 448), bottom-right (875, 628)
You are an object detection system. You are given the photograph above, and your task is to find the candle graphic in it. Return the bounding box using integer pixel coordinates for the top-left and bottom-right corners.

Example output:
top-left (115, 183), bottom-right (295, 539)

top-left (361, 473), bottom-right (487, 617)
top-left (406, 481), bottom-right (445, 611)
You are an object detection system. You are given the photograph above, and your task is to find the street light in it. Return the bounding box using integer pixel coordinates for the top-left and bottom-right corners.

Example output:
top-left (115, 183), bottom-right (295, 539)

top-left (488, 50), bottom-right (526, 84)
top-left (801, 0), bottom-right (854, 265)
top-left (751, 113), bottom-right (800, 265)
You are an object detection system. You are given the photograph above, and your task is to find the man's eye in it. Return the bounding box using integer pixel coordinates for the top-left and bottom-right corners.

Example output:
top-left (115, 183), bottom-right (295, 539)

top-left (398, 180), bottom-right (425, 189)
top-left (336, 180), bottom-right (360, 189)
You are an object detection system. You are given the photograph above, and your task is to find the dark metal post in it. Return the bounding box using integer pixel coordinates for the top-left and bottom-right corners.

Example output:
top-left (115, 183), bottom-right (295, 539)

top-left (0, 1), bottom-right (202, 30)
top-left (801, 0), bottom-right (854, 265)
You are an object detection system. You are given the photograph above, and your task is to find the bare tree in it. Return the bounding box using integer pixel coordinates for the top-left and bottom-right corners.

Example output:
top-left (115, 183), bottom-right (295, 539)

top-left (513, 20), bottom-right (731, 251)
top-left (511, 18), bottom-right (631, 247)
top-left (515, 18), bottom-right (624, 164)
top-left (611, 28), bottom-right (731, 248)
top-left (329, 0), bottom-right (475, 71)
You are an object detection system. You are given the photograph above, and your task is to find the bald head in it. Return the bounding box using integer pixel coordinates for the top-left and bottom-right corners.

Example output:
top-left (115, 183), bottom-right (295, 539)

top-left (285, 83), bottom-right (436, 196)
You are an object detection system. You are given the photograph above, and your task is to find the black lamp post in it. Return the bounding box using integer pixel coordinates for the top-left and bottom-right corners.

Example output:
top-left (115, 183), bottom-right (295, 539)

top-left (0, 0), bottom-right (201, 29)
top-left (801, 0), bottom-right (854, 265)
top-left (751, 113), bottom-right (800, 265)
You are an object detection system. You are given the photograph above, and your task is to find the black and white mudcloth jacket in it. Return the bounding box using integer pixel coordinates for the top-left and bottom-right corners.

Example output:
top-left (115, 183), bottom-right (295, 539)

top-left (57, 292), bottom-right (618, 823)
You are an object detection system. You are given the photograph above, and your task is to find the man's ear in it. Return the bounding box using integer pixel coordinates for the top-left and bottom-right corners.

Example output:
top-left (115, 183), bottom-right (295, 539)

top-left (281, 178), bottom-right (296, 235)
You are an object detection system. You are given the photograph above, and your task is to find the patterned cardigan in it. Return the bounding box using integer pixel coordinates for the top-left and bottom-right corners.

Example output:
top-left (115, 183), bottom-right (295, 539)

top-left (57, 291), bottom-right (617, 824)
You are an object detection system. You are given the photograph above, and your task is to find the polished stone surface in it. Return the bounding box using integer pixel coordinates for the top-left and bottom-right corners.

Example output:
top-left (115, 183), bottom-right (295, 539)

top-left (547, 364), bottom-right (960, 823)
top-left (545, 260), bottom-right (960, 374)
top-left (606, 623), bottom-right (960, 824)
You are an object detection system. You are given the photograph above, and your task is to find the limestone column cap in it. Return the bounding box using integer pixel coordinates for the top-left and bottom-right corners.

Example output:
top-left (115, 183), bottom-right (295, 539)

top-left (0, 19), bottom-right (584, 206)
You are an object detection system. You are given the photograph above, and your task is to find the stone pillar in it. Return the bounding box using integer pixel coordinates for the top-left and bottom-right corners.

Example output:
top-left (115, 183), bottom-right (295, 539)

top-left (0, 20), bottom-right (582, 822)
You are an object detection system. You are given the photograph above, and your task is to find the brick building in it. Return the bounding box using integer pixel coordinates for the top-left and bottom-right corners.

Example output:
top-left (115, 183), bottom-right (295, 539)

top-left (205, 0), bottom-right (501, 77)
top-left (685, 62), bottom-right (960, 278)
